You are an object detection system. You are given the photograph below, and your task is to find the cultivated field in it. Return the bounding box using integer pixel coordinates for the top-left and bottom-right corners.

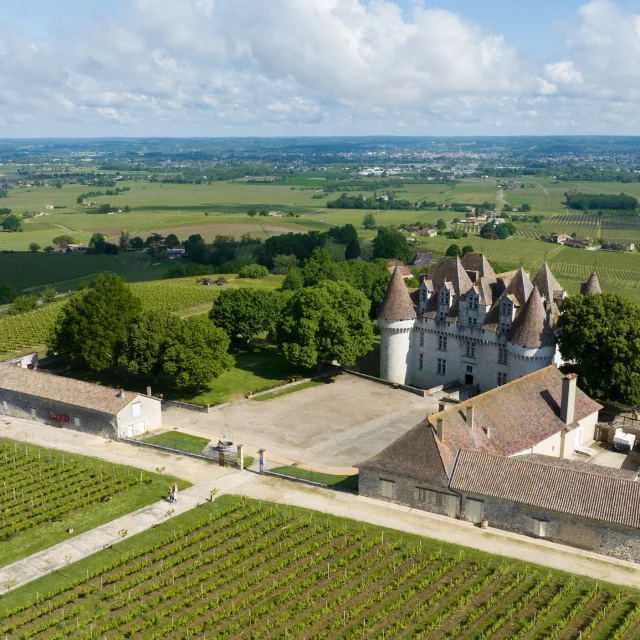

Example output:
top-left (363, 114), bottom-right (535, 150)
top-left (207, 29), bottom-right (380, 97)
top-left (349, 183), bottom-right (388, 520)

top-left (0, 438), bottom-right (187, 568)
top-left (0, 496), bottom-right (638, 639)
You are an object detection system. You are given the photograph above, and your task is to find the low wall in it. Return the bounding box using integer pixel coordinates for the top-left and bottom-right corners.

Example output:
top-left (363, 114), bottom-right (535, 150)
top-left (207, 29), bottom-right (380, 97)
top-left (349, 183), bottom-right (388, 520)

top-left (159, 399), bottom-right (230, 414)
top-left (342, 369), bottom-right (427, 397)
top-left (247, 370), bottom-right (337, 399)
top-left (119, 436), bottom-right (240, 467)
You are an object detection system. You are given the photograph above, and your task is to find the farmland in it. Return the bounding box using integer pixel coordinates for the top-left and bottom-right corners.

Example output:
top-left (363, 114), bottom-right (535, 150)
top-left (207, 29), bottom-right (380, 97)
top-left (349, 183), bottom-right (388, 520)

top-left (0, 275), bottom-right (284, 358)
top-left (0, 495), bottom-right (638, 639)
top-left (0, 438), bottom-right (188, 568)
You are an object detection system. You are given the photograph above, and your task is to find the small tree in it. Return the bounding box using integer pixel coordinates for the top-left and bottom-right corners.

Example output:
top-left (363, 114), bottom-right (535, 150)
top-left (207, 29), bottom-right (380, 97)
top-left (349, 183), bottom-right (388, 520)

top-left (272, 254), bottom-right (298, 275)
top-left (130, 236), bottom-right (145, 250)
top-left (247, 208), bottom-right (257, 218)
top-left (445, 244), bottom-right (460, 258)
top-left (436, 218), bottom-right (447, 231)
top-left (52, 234), bottom-right (74, 247)
top-left (9, 295), bottom-right (38, 315)
top-left (29, 242), bottom-right (41, 252)
top-left (165, 233), bottom-right (180, 248)
top-left (41, 286), bottom-right (57, 304)
top-left (1, 214), bottom-right (22, 232)
top-left (362, 213), bottom-right (376, 230)
top-left (238, 264), bottom-right (269, 279)
top-left (461, 245), bottom-right (474, 257)
top-left (521, 203), bottom-right (532, 212)
top-left (345, 238), bottom-right (361, 260)
top-left (372, 227), bottom-right (412, 263)
top-left (0, 284), bottom-right (16, 304)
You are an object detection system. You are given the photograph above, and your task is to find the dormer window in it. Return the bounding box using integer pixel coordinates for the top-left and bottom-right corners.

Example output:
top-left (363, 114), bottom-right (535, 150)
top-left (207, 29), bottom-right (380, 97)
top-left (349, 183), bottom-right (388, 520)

top-left (468, 295), bottom-right (478, 310)
top-left (501, 301), bottom-right (511, 315)
top-left (439, 291), bottom-right (449, 305)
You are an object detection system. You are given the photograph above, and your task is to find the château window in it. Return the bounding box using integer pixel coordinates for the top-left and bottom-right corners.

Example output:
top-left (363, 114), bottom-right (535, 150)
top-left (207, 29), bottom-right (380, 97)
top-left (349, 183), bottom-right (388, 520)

top-left (465, 343), bottom-right (476, 359)
top-left (438, 335), bottom-right (447, 351)
top-left (501, 301), bottom-right (510, 315)
top-left (500, 321), bottom-right (511, 333)
top-left (416, 487), bottom-right (443, 506)
top-left (532, 518), bottom-right (547, 537)
top-left (380, 479), bottom-right (395, 499)
top-left (439, 291), bottom-right (449, 305)
top-left (437, 358), bottom-right (447, 376)
top-left (468, 295), bottom-right (478, 310)
top-left (498, 346), bottom-right (508, 365)
top-left (497, 372), bottom-right (508, 386)
top-left (468, 316), bottom-right (477, 327)
top-left (419, 333), bottom-right (424, 347)
top-left (418, 354), bottom-right (424, 370)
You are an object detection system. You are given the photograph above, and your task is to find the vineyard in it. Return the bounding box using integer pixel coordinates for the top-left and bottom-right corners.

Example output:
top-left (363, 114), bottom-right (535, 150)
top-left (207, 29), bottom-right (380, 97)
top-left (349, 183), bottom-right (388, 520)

top-left (0, 497), bottom-right (638, 639)
top-left (0, 439), bottom-right (140, 541)
top-left (0, 301), bottom-right (66, 357)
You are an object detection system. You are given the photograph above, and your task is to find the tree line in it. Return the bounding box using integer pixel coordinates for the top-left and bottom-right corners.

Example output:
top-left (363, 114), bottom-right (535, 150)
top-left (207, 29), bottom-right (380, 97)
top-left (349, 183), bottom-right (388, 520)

top-left (565, 193), bottom-right (638, 212)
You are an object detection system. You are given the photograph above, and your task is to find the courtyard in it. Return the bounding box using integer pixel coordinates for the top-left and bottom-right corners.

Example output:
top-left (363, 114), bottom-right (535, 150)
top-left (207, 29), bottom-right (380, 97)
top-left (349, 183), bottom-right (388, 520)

top-left (161, 373), bottom-right (436, 471)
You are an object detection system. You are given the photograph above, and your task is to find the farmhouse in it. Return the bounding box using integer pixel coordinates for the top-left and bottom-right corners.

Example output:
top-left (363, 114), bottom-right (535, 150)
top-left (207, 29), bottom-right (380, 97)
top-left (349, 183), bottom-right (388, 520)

top-left (411, 250), bottom-right (435, 267)
top-left (167, 245), bottom-right (186, 258)
top-left (357, 367), bottom-right (640, 562)
top-left (0, 365), bottom-right (161, 438)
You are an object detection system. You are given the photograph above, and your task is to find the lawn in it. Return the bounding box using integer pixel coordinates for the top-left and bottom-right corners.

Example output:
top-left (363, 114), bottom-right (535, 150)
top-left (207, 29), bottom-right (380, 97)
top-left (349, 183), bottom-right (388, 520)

top-left (252, 379), bottom-right (328, 401)
top-left (0, 496), bottom-right (638, 639)
top-left (267, 465), bottom-right (359, 490)
top-left (142, 431), bottom-right (210, 455)
top-left (0, 438), bottom-right (190, 568)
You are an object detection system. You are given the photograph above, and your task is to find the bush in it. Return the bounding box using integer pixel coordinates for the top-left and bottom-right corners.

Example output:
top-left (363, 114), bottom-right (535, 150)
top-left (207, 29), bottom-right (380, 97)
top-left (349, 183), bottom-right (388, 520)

top-left (238, 264), bottom-right (269, 279)
top-left (9, 295), bottom-right (38, 315)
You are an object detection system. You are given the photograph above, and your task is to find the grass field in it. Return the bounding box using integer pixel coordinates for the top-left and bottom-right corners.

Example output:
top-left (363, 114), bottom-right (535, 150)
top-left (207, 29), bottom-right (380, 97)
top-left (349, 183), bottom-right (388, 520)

top-left (142, 431), bottom-right (211, 455)
top-left (0, 495), bottom-right (638, 639)
top-left (0, 438), bottom-right (189, 568)
top-left (267, 465), bottom-right (359, 490)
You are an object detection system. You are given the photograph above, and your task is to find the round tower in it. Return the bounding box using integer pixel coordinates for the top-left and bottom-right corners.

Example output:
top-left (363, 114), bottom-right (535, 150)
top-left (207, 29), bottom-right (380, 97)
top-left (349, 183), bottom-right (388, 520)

top-left (378, 267), bottom-right (417, 385)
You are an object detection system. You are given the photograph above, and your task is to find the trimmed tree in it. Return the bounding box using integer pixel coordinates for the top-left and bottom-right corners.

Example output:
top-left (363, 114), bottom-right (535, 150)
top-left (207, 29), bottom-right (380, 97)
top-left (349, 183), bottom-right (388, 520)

top-left (48, 274), bottom-right (142, 371)
top-left (162, 316), bottom-right (234, 392)
top-left (557, 293), bottom-right (640, 405)
top-left (345, 238), bottom-right (361, 260)
top-left (273, 280), bottom-right (374, 368)
top-left (209, 289), bottom-right (279, 342)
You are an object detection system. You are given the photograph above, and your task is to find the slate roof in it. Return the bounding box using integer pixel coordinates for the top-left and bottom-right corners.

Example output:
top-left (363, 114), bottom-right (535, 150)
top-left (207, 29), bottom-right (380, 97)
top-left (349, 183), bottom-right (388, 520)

top-left (462, 253), bottom-right (496, 282)
top-left (533, 262), bottom-right (564, 303)
top-left (503, 267), bottom-right (533, 306)
top-left (429, 257), bottom-right (473, 297)
top-left (356, 419), bottom-right (450, 490)
top-left (450, 450), bottom-right (640, 529)
top-left (581, 271), bottom-right (602, 295)
top-left (0, 365), bottom-right (140, 415)
top-left (378, 267), bottom-right (417, 320)
top-left (508, 287), bottom-right (556, 348)
top-left (412, 250), bottom-right (435, 267)
top-left (428, 366), bottom-right (603, 474)
top-left (516, 453), bottom-right (637, 480)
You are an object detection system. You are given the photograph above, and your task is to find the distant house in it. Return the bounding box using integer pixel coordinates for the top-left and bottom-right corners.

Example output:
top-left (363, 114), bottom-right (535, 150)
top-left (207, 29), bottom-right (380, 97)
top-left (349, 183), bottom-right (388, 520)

top-left (426, 228), bottom-right (438, 237)
top-left (386, 259), bottom-right (412, 278)
top-left (44, 204), bottom-right (54, 210)
top-left (565, 238), bottom-right (589, 249)
top-left (167, 245), bottom-right (186, 259)
top-left (68, 244), bottom-right (89, 253)
top-left (412, 250), bottom-right (435, 267)
top-left (552, 233), bottom-right (572, 244)
top-left (268, 210), bottom-right (283, 217)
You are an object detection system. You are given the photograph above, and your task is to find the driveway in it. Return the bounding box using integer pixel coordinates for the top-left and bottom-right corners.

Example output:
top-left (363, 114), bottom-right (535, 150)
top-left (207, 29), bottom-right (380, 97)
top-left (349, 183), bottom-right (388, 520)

top-left (162, 374), bottom-right (436, 471)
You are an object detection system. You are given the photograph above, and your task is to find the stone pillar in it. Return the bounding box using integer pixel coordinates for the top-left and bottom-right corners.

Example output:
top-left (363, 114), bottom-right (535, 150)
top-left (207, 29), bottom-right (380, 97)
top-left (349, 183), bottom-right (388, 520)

top-left (258, 449), bottom-right (265, 473)
top-left (237, 444), bottom-right (244, 470)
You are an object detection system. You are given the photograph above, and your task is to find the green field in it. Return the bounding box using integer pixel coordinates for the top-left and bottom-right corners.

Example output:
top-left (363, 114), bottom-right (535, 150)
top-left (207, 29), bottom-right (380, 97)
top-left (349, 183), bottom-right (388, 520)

top-left (1, 495), bottom-right (638, 639)
top-left (0, 438), bottom-right (189, 568)
top-left (142, 431), bottom-right (211, 455)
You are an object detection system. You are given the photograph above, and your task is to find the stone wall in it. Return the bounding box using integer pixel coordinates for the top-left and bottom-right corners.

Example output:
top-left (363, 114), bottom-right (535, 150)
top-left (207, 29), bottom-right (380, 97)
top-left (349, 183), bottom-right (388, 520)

top-left (359, 469), bottom-right (459, 518)
top-left (0, 389), bottom-right (117, 438)
top-left (458, 491), bottom-right (640, 563)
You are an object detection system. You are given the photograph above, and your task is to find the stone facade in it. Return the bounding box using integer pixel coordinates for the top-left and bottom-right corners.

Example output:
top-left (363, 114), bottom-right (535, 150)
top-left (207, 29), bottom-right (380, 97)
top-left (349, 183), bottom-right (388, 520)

top-left (457, 491), bottom-right (640, 563)
top-left (359, 469), bottom-right (459, 518)
top-left (0, 388), bottom-right (160, 438)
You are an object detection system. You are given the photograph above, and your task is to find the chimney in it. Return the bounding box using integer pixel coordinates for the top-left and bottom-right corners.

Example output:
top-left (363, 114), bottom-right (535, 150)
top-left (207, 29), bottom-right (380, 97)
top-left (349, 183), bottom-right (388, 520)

top-left (436, 418), bottom-right (445, 441)
top-left (560, 374), bottom-right (578, 425)
top-left (146, 386), bottom-right (152, 397)
top-left (466, 405), bottom-right (475, 429)
top-left (118, 389), bottom-right (125, 400)
top-left (483, 425), bottom-right (491, 438)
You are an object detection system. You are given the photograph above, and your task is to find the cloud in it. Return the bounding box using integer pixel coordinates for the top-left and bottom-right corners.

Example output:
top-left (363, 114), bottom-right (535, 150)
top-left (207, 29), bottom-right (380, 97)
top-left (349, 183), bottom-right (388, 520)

top-left (2, 0), bottom-right (640, 135)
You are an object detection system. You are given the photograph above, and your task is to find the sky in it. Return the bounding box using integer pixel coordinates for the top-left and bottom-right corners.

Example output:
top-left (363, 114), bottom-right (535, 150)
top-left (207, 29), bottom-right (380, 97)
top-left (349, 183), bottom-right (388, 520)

top-left (4, 0), bottom-right (640, 137)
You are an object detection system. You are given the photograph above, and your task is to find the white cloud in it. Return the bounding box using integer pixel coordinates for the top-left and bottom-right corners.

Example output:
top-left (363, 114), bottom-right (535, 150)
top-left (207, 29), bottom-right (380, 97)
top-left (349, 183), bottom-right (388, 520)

top-left (3, 0), bottom-right (640, 134)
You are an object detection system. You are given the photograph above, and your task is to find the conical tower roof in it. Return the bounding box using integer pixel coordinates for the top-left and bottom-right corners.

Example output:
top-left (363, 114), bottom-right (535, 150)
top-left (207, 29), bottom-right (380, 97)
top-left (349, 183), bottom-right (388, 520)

top-left (505, 267), bottom-right (534, 306)
top-left (508, 286), bottom-right (555, 348)
top-left (378, 267), bottom-right (417, 321)
top-left (581, 271), bottom-right (602, 295)
top-left (533, 262), bottom-right (563, 303)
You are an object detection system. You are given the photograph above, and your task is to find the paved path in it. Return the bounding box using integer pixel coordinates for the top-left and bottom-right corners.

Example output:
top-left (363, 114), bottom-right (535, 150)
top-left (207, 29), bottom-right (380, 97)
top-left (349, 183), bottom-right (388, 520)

top-left (0, 469), bottom-right (254, 593)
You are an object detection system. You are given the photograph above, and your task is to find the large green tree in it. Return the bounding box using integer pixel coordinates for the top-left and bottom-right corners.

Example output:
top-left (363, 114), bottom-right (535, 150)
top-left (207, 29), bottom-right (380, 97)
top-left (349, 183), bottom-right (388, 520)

top-left (273, 280), bottom-right (374, 368)
top-left (372, 226), bottom-right (412, 263)
top-left (1, 215), bottom-right (22, 232)
top-left (124, 310), bottom-right (182, 382)
top-left (209, 289), bottom-right (279, 342)
top-left (272, 254), bottom-right (298, 275)
top-left (557, 293), bottom-right (640, 405)
top-left (48, 274), bottom-right (142, 371)
top-left (162, 316), bottom-right (234, 392)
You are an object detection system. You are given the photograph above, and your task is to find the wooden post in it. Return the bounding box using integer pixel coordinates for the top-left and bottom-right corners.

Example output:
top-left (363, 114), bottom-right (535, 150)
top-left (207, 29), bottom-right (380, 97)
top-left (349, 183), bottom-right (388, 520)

top-left (237, 444), bottom-right (244, 470)
top-left (258, 449), bottom-right (265, 473)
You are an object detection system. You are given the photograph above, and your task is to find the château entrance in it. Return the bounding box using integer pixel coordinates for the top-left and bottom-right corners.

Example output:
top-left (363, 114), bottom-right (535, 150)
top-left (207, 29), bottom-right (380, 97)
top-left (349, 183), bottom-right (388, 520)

top-left (465, 373), bottom-right (474, 385)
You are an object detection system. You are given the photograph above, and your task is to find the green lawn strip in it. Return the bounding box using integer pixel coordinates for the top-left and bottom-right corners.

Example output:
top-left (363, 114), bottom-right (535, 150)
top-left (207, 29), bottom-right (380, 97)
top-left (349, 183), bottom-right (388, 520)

top-left (0, 438), bottom-right (190, 569)
top-left (252, 379), bottom-right (329, 401)
top-left (142, 431), bottom-right (211, 455)
top-left (267, 465), bottom-right (359, 491)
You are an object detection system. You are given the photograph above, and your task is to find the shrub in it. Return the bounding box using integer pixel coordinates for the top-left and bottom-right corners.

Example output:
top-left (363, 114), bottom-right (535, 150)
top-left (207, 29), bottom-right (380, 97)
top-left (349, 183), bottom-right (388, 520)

top-left (238, 264), bottom-right (269, 279)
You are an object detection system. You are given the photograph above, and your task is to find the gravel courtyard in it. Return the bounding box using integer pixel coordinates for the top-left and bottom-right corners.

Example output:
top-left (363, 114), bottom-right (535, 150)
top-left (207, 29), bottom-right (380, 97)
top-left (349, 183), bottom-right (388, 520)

top-left (162, 374), bottom-right (436, 471)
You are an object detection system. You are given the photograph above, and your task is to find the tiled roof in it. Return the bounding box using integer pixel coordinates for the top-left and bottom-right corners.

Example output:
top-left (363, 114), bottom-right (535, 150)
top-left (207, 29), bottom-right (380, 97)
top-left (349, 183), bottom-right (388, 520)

top-left (0, 365), bottom-right (139, 415)
top-left (412, 250), bottom-right (435, 266)
top-left (428, 366), bottom-right (603, 474)
top-left (533, 262), bottom-right (564, 303)
top-left (450, 450), bottom-right (640, 529)
top-left (581, 271), bottom-right (602, 295)
top-left (429, 257), bottom-right (473, 297)
top-left (516, 453), bottom-right (637, 480)
top-left (508, 287), bottom-right (556, 348)
top-left (356, 419), bottom-right (450, 489)
top-left (378, 267), bottom-right (417, 320)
